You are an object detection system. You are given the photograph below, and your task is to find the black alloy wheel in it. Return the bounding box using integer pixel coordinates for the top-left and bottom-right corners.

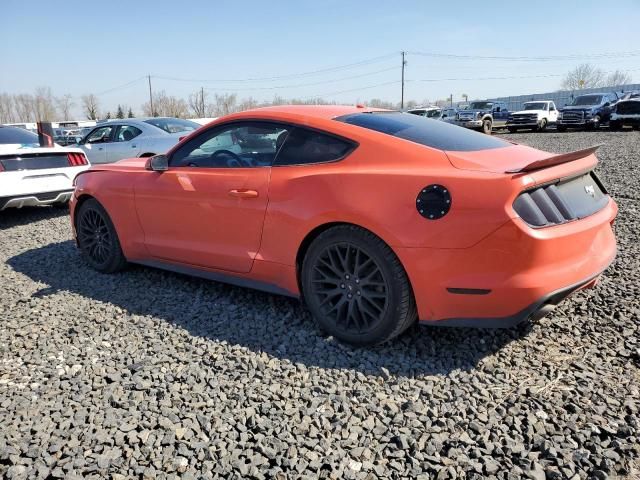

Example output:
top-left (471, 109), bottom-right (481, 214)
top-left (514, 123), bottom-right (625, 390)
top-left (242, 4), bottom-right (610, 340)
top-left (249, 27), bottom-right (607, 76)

top-left (76, 199), bottom-right (127, 273)
top-left (302, 225), bottom-right (416, 345)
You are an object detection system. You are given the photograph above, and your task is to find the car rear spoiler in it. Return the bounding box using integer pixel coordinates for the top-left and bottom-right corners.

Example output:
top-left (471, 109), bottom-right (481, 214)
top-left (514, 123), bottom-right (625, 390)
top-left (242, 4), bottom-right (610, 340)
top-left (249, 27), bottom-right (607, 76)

top-left (506, 144), bottom-right (602, 174)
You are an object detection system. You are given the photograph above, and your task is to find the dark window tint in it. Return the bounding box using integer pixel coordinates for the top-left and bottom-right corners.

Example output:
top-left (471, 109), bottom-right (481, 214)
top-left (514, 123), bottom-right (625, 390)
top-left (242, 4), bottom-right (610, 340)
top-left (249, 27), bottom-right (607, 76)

top-left (0, 126), bottom-right (39, 145)
top-left (115, 125), bottom-right (142, 142)
top-left (336, 112), bottom-right (509, 152)
top-left (274, 128), bottom-right (355, 166)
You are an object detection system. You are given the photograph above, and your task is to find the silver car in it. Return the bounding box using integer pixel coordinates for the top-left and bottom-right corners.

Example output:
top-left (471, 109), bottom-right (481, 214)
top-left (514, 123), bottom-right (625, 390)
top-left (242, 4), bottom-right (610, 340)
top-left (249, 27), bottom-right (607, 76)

top-left (76, 117), bottom-right (200, 164)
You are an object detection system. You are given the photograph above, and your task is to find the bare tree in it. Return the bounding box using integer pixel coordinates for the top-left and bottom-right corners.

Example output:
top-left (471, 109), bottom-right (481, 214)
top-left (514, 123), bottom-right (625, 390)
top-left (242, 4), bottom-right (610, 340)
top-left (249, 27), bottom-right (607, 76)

top-left (209, 93), bottom-right (237, 116)
top-left (561, 64), bottom-right (606, 90)
top-left (188, 89), bottom-right (208, 117)
top-left (368, 98), bottom-right (396, 109)
top-left (605, 70), bottom-right (632, 87)
top-left (0, 93), bottom-right (16, 123)
top-left (237, 96), bottom-right (258, 112)
top-left (33, 87), bottom-right (57, 121)
top-left (56, 94), bottom-right (75, 120)
top-left (141, 90), bottom-right (189, 117)
top-left (81, 94), bottom-right (100, 120)
top-left (14, 94), bottom-right (36, 122)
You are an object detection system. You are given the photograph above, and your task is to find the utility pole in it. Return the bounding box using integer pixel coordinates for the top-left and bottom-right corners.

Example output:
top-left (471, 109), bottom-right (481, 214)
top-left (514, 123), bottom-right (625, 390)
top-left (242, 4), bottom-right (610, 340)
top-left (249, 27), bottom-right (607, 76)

top-left (401, 51), bottom-right (407, 110)
top-left (201, 87), bottom-right (205, 117)
top-left (148, 75), bottom-right (154, 117)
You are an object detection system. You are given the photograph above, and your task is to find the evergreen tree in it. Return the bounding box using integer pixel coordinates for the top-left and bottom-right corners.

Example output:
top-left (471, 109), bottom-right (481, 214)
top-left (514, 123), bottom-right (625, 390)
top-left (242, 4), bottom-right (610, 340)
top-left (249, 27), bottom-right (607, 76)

top-left (116, 105), bottom-right (124, 119)
top-left (105, 111), bottom-right (111, 119)
top-left (127, 107), bottom-right (134, 118)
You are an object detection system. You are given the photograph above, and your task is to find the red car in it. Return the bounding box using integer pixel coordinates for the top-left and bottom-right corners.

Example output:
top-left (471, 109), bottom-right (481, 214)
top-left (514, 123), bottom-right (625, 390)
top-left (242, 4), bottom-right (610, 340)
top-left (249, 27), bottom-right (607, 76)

top-left (71, 106), bottom-right (617, 345)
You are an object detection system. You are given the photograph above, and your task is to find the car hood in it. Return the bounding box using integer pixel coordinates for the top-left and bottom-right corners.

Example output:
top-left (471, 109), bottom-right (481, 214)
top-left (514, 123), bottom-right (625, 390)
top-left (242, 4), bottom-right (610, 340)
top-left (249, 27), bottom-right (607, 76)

top-left (458, 109), bottom-right (489, 115)
top-left (512, 109), bottom-right (545, 114)
top-left (88, 157), bottom-right (148, 172)
top-left (560, 105), bottom-right (598, 112)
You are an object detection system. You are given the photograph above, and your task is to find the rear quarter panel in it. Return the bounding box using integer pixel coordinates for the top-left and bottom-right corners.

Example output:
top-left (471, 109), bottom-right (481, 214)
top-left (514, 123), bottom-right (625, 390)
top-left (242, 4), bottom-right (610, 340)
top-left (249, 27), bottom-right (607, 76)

top-left (259, 134), bottom-right (520, 268)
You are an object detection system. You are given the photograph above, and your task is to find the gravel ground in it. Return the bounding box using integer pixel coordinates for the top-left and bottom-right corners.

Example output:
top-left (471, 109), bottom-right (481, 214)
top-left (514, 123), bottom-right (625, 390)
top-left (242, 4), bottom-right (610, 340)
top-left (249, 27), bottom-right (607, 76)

top-left (0, 130), bottom-right (638, 480)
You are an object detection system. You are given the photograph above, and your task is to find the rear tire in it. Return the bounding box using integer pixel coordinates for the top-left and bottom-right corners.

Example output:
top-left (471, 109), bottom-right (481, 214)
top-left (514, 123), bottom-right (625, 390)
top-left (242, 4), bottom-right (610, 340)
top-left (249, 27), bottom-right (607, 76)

top-left (76, 198), bottom-right (127, 273)
top-left (301, 225), bottom-right (416, 346)
top-left (482, 118), bottom-right (492, 135)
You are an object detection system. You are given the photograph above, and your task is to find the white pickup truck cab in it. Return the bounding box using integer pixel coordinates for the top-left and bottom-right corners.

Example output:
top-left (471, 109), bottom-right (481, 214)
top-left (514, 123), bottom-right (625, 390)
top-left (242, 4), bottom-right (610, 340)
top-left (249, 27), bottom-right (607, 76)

top-left (506, 101), bottom-right (558, 132)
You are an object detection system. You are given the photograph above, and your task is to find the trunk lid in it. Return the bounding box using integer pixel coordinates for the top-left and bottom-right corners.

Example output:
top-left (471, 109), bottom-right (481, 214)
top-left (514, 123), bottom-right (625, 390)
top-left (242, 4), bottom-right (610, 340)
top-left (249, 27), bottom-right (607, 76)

top-left (445, 144), bottom-right (599, 174)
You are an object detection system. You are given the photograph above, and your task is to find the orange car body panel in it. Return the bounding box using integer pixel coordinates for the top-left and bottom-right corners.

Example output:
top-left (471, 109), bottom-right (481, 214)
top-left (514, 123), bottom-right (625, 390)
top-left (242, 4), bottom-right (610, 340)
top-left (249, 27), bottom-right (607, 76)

top-left (71, 105), bottom-right (617, 325)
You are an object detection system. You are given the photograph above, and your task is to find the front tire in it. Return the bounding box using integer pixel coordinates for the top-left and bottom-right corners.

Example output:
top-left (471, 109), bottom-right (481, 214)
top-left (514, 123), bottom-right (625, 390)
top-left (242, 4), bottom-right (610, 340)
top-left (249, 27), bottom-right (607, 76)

top-left (609, 120), bottom-right (622, 131)
top-left (557, 125), bottom-right (567, 132)
top-left (507, 127), bottom-right (518, 133)
top-left (538, 118), bottom-right (548, 131)
top-left (482, 118), bottom-right (492, 135)
top-left (301, 225), bottom-right (416, 346)
top-left (76, 198), bottom-right (127, 273)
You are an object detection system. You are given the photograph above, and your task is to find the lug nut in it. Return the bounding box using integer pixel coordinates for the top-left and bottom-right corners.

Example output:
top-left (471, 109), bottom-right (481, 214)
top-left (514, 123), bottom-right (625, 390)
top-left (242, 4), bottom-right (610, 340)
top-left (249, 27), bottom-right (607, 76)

top-left (340, 284), bottom-right (345, 289)
top-left (347, 293), bottom-right (352, 299)
top-left (345, 274), bottom-right (350, 280)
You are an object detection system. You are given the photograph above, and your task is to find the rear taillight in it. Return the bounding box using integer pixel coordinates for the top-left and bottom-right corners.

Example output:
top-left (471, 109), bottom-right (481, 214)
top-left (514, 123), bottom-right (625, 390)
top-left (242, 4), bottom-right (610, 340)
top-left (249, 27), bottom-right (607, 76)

top-left (0, 162), bottom-right (4, 172)
top-left (67, 152), bottom-right (88, 166)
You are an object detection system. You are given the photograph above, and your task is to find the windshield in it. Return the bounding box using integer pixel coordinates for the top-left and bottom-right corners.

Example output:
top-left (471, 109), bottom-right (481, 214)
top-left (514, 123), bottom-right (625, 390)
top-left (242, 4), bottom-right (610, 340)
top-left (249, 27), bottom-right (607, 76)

top-left (144, 118), bottom-right (200, 134)
top-left (469, 102), bottom-right (493, 110)
top-left (336, 112), bottom-right (509, 152)
top-left (524, 103), bottom-right (547, 110)
top-left (570, 95), bottom-right (603, 106)
top-left (0, 126), bottom-right (40, 145)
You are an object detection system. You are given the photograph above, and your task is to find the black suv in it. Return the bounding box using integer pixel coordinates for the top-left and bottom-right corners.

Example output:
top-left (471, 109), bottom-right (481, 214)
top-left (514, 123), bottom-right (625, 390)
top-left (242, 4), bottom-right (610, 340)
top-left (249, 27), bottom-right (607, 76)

top-left (557, 92), bottom-right (620, 131)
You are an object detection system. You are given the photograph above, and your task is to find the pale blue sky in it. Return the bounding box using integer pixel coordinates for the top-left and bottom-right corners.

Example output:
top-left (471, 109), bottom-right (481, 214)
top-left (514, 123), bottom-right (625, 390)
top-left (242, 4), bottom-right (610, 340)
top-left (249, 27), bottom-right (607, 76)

top-left (2, 0), bottom-right (639, 116)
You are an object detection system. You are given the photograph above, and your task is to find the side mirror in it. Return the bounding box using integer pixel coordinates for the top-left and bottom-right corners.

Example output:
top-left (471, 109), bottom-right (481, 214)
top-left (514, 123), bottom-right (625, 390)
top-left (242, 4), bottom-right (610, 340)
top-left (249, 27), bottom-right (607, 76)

top-left (146, 154), bottom-right (168, 172)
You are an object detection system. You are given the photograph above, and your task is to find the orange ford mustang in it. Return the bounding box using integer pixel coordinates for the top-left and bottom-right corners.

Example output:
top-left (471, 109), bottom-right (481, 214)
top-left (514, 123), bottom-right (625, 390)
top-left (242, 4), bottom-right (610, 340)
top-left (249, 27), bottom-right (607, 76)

top-left (70, 105), bottom-right (617, 345)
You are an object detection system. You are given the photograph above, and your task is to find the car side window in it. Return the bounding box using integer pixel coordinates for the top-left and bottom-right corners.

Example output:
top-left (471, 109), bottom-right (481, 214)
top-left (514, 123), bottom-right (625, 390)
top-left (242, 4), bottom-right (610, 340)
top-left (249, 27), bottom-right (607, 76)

top-left (549, 103), bottom-right (556, 111)
top-left (169, 122), bottom-right (289, 168)
top-left (114, 125), bottom-right (142, 142)
top-left (85, 126), bottom-right (114, 144)
top-left (274, 127), bottom-right (355, 166)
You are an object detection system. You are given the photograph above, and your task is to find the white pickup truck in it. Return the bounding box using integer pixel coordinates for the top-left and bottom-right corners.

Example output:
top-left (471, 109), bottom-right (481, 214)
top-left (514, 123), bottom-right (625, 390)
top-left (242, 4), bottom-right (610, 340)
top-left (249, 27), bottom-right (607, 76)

top-left (506, 101), bottom-right (558, 132)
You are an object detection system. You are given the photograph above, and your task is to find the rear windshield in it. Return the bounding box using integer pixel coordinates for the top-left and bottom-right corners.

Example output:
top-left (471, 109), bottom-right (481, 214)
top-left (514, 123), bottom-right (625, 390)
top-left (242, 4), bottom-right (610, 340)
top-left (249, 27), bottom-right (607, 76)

top-left (336, 112), bottom-right (509, 151)
top-left (144, 118), bottom-right (200, 134)
top-left (0, 126), bottom-right (39, 145)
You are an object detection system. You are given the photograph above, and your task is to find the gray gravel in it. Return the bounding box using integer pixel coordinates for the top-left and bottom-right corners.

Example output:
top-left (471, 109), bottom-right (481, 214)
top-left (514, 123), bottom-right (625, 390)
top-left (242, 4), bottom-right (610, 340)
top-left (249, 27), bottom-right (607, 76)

top-left (0, 130), bottom-right (638, 479)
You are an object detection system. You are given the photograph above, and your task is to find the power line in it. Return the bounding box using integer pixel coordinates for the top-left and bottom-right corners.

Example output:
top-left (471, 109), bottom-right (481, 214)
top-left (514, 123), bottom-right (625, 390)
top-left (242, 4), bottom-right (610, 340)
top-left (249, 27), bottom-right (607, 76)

top-left (94, 76), bottom-right (146, 96)
top-left (408, 50), bottom-right (640, 62)
top-left (306, 80), bottom-right (401, 100)
top-left (152, 53), bottom-right (399, 83)
top-left (197, 66), bottom-right (398, 91)
top-left (408, 67), bottom-right (640, 83)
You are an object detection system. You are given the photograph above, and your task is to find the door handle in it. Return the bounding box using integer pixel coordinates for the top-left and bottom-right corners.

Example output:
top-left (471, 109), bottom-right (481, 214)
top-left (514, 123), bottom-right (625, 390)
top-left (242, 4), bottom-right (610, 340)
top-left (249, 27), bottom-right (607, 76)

top-left (131, 144), bottom-right (137, 148)
top-left (229, 189), bottom-right (259, 198)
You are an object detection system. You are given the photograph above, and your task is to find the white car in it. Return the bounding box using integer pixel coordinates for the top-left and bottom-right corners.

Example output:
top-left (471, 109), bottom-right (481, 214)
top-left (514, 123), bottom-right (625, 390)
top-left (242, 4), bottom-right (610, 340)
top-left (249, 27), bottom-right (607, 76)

top-left (506, 101), bottom-right (559, 132)
top-left (0, 125), bottom-right (90, 210)
top-left (75, 117), bottom-right (200, 164)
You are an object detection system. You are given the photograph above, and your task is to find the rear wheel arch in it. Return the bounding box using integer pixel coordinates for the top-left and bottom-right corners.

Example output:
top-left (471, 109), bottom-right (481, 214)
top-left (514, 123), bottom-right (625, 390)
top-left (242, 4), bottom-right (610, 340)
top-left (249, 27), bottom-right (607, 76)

top-left (295, 221), bottom-right (413, 294)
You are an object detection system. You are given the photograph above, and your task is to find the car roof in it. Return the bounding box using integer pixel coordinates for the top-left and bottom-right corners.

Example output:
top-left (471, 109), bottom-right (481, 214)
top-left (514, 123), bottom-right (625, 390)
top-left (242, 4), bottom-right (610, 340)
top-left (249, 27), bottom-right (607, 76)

top-left (226, 105), bottom-right (386, 121)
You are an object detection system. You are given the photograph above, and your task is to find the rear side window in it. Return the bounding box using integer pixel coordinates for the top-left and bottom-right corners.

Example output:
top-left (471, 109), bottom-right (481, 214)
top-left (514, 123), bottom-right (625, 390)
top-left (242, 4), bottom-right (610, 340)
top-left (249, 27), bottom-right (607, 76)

top-left (336, 112), bottom-right (509, 152)
top-left (274, 127), bottom-right (355, 166)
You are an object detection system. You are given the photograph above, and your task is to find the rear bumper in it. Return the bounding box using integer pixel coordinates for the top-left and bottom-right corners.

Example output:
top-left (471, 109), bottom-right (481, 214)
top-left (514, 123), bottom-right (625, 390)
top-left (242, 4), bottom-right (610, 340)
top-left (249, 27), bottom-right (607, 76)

top-left (0, 189), bottom-right (73, 210)
top-left (396, 198), bottom-right (618, 326)
top-left (420, 273), bottom-right (601, 328)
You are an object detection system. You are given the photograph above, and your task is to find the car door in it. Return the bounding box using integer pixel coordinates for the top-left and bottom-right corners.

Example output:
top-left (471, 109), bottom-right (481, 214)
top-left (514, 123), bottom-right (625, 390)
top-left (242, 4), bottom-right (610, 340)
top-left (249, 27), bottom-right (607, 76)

top-left (134, 121), bottom-right (289, 273)
top-left (79, 126), bottom-right (114, 164)
top-left (548, 102), bottom-right (558, 122)
top-left (105, 124), bottom-right (143, 162)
